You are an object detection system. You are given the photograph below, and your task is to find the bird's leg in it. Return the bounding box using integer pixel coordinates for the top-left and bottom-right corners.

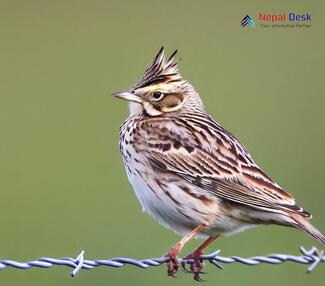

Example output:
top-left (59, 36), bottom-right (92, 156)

top-left (185, 235), bottom-right (219, 259)
top-left (164, 224), bottom-right (205, 277)
top-left (182, 235), bottom-right (219, 281)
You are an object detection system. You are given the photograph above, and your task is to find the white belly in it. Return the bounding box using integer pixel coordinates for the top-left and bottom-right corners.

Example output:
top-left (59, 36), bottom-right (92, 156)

top-left (122, 152), bottom-right (256, 238)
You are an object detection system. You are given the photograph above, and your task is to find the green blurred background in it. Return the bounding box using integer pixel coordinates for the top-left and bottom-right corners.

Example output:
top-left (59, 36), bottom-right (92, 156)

top-left (0, 0), bottom-right (324, 285)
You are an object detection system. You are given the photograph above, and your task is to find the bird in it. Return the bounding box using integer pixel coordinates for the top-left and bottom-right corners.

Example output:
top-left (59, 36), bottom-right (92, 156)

top-left (112, 47), bottom-right (325, 280)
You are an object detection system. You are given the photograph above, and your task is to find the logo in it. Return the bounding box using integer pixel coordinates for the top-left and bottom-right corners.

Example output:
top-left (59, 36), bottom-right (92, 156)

top-left (241, 15), bottom-right (255, 27)
top-left (259, 12), bottom-right (312, 22)
top-left (241, 12), bottom-right (312, 29)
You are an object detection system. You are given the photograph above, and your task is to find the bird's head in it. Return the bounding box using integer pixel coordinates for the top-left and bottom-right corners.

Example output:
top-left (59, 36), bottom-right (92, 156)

top-left (112, 47), bottom-right (204, 116)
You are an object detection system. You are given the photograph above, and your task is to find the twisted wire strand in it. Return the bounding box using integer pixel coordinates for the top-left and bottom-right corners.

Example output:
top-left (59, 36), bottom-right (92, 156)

top-left (0, 247), bottom-right (323, 277)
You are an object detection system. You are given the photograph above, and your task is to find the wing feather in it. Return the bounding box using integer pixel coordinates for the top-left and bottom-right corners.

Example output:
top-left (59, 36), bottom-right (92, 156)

top-left (139, 114), bottom-right (310, 217)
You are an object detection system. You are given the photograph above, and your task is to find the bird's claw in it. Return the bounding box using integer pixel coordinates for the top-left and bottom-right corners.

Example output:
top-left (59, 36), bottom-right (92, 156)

top-left (167, 257), bottom-right (180, 277)
top-left (190, 259), bottom-right (206, 281)
top-left (181, 254), bottom-right (206, 281)
top-left (181, 260), bottom-right (192, 273)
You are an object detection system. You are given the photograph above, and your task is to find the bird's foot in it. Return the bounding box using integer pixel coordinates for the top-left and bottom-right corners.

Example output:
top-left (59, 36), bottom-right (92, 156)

top-left (190, 259), bottom-right (205, 281)
top-left (182, 250), bottom-right (206, 281)
top-left (166, 257), bottom-right (180, 277)
top-left (163, 243), bottom-right (181, 277)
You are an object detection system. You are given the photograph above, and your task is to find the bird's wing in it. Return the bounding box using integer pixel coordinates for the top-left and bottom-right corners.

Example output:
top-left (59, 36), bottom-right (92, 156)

top-left (140, 114), bottom-right (309, 217)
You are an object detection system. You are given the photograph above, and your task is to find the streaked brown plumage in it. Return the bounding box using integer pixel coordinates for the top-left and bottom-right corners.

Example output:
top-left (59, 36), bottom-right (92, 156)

top-left (113, 47), bottom-right (325, 280)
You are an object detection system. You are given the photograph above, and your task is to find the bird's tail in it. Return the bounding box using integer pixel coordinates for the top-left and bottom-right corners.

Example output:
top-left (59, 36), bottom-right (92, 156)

top-left (290, 213), bottom-right (325, 245)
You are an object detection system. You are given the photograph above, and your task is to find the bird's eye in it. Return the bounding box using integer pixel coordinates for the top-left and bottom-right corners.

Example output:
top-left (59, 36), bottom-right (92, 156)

top-left (152, 91), bottom-right (163, 100)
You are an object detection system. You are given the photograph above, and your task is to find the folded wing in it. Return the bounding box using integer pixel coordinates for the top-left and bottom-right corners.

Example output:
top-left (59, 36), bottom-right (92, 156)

top-left (141, 114), bottom-right (310, 218)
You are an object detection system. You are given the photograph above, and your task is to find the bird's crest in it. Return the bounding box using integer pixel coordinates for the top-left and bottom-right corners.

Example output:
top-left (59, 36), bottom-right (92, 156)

top-left (132, 47), bottom-right (182, 90)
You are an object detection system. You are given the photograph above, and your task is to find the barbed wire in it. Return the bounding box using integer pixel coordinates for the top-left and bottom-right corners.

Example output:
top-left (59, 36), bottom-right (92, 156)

top-left (0, 247), bottom-right (323, 277)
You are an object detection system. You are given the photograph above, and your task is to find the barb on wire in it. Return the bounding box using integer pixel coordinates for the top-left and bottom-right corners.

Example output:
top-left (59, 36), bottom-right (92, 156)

top-left (0, 247), bottom-right (323, 277)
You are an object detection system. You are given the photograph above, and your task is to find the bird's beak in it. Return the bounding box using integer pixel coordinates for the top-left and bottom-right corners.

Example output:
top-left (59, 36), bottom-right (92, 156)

top-left (112, 91), bottom-right (143, 104)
